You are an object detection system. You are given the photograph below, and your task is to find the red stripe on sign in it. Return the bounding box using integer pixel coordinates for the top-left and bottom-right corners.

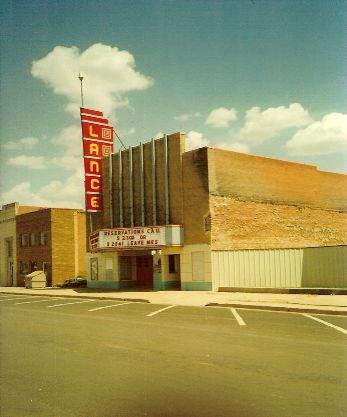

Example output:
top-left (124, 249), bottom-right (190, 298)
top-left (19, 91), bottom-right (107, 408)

top-left (80, 107), bottom-right (104, 117)
top-left (81, 115), bottom-right (109, 125)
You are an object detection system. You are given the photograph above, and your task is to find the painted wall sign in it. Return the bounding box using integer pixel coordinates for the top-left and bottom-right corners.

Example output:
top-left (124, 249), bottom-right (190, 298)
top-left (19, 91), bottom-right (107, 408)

top-left (80, 108), bottom-right (114, 212)
top-left (90, 225), bottom-right (184, 251)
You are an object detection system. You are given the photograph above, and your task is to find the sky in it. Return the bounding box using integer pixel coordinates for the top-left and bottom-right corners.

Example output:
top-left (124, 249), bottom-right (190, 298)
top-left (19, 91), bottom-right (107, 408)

top-left (1, 0), bottom-right (346, 209)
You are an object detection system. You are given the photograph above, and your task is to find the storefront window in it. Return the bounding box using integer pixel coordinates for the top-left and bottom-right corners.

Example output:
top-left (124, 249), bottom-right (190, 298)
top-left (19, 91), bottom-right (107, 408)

top-left (90, 258), bottom-right (98, 280)
top-left (119, 257), bottom-right (132, 280)
top-left (105, 258), bottom-right (113, 280)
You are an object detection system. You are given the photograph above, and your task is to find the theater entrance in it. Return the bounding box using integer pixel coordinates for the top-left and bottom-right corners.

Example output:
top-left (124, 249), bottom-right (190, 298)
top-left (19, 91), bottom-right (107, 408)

top-left (136, 255), bottom-right (153, 288)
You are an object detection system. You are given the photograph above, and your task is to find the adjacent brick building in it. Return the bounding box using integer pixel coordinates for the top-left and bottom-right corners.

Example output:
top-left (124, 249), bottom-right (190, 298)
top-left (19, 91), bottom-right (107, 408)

top-left (16, 208), bottom-right (86, 287)
top-left (86, 133), bottom-right (347, 290)
top-left (0, 206), bottom-right (87, 287)
top-left (0, 203), bottom-right (41, 286)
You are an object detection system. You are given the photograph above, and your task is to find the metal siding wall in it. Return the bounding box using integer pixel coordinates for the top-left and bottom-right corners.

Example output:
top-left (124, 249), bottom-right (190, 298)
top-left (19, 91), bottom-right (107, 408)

top-left (211, 246), bottom-right (346, 290)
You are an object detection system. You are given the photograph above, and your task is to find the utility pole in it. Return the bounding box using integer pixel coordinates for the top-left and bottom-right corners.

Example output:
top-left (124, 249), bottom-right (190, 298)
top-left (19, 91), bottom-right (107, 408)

top-left (78, 72), bottom-right (84, 107)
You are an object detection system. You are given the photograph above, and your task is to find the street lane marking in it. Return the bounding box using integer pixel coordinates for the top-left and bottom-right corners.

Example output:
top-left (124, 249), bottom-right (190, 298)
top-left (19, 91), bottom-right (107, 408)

top-left (302, 313), bottom-right (347, 335)
top-left (47, 300), bottom-right (94, 308)
top-left (0, 296), bottom-right (36, 302)
top-left (230, 308), bottom-right (246, 326)
top-left (88, 302), bottom-right (133, 312)
top-left (146, 305), bottom-right (176, 317)
top-left (15, 298), bottom-right (61, 305)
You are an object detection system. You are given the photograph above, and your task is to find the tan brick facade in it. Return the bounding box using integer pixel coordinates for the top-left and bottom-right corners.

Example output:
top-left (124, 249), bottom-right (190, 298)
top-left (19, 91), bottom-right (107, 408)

top-left (207, 148), bottom-right (347, 250)
top-left (0, 203), bottom-right (40, 286)
top-left (16, 208), bottom-right (86, 287)
top-left (208, 148), bottom-right (347, 210)
top-left (210, 196), bottom-right (347, 250)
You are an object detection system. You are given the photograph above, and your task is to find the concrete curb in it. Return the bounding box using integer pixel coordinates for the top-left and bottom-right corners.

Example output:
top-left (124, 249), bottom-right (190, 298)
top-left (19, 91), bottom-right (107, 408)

top-left (0, 291), bottom-right (150, 304)
top-left (2, 290), bottom-right (347, 314)
top-left (219, 287), bottom-right (347, 295)
top-left (206, 303), bottom-right (347, 315)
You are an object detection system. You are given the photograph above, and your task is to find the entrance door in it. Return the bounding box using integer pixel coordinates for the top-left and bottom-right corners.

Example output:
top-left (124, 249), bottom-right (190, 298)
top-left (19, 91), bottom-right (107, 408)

top-left (136, 256), bottom-right (153, 288)
top-left (7, 261), bottom-right (13, 286)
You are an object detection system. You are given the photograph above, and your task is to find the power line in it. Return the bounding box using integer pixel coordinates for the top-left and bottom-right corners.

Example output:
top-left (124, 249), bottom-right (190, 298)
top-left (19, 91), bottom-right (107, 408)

top-left (113, 128), bottom-right (127, 150)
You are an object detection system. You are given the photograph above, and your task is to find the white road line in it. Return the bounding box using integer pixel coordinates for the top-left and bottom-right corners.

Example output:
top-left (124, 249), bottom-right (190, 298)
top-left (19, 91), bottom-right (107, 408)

top-left (302, 313), bottom-right (347, 335)
top-left (88, 302), bottom-right (133, 312)
top-left (230, 308), bottom-right (246, 326)
top-left (0, 296), bottom-right (36, 302)
top-left (47, 300), bottom-right (94, 308)
top-left (15, 298), bottom-right (61, 305)
top-left (146, 305), bottom-right (176, 317)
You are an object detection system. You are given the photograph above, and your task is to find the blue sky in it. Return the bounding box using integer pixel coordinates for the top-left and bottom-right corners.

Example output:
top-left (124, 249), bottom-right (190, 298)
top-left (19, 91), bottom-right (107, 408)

top-left (1, 0), bottom-right (346, 208)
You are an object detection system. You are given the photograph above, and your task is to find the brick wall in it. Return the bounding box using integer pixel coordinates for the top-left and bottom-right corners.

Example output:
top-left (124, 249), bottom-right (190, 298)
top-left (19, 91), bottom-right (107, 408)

top-left (16, 209), bottom-right (52, 286)
top-left (182, 148), bottom-right (210, 245)
top-left (210, 196), bottom-right (347, 250)
top-left (51, 209), bottom-right (86, 285)
top-left (208, 148), bottom-right (347, 210)
top-left (208, 148), bottom-right (347, 250)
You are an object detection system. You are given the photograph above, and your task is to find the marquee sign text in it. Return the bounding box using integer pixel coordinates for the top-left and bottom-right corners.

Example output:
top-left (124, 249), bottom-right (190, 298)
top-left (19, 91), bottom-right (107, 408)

top-left (80, 107), bottom-right (114, 212)
top-left (90, 226), bottom-right (184, 251)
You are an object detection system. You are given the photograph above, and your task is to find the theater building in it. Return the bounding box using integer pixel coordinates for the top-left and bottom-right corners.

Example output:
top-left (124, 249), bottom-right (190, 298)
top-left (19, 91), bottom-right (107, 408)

top-left (86, 132), bottom-right (347, 291)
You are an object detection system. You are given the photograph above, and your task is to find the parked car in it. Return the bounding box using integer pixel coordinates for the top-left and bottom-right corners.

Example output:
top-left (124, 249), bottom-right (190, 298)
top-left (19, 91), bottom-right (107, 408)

top-left (59, 278), bottom-right (87, 288)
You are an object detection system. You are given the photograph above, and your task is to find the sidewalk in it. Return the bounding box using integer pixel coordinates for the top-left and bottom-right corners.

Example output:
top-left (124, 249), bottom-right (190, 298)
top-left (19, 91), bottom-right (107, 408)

top-left (1, 286), bottom-right (347, 315)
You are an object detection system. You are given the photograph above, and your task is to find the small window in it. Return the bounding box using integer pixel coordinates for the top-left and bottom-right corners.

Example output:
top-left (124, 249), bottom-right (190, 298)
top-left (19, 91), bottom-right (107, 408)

top-left (19, 261), bottom-right (29, 275)
top-left (21, 234), bottom-right (29, 247)
top-left (5, 238), bottom-right (13, 257)
top-left (30, 261), bottom-right (38, 272)
top-left (168, 255), bottom-right (178, 274)
top-left (30, 233), bottom-right (39, 246)
top-left (204, 214), bottom-right (211, 232)
top-left (40, 232), bottom-right (48, 246)
top-left (42, 262), bottom-right (49, 276)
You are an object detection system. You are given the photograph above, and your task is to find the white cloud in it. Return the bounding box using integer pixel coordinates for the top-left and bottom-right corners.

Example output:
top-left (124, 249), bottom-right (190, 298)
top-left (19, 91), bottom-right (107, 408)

top-left (51, 124), bottom-right (82, 155)
top-left (48, 124), bottom-right (83, 171)
top-left (2, 137), bottom-right (39, 150)
top-left (206, 107), bottom-right (237, 128)
top-left (174, 112), bottom-right (201, 122)
top-left (153, 132), bottom-right (164, 139)
top-left (8, 155), bottom-right (46, 169)
top-left (51, 154), bottom-right (83, 171)
top-left (218, 142), bottom-right (250, 153)
top-left (185, 131), bottom-right (209, 151)
top-left (237, 103), bottom-right (312, 144)
top-left (31, 43), bottom-right (153, 119)
top-left (185, 131), bottom-right (250, 154)
top-left (286, 112), bottom-right (347, 156)
top-left (0, 169), bottom-right (85, 209)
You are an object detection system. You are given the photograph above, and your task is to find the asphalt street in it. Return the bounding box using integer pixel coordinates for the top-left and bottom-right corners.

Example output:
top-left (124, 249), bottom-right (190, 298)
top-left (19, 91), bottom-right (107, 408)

top-left (1, 294), bottom-right (346, 417)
